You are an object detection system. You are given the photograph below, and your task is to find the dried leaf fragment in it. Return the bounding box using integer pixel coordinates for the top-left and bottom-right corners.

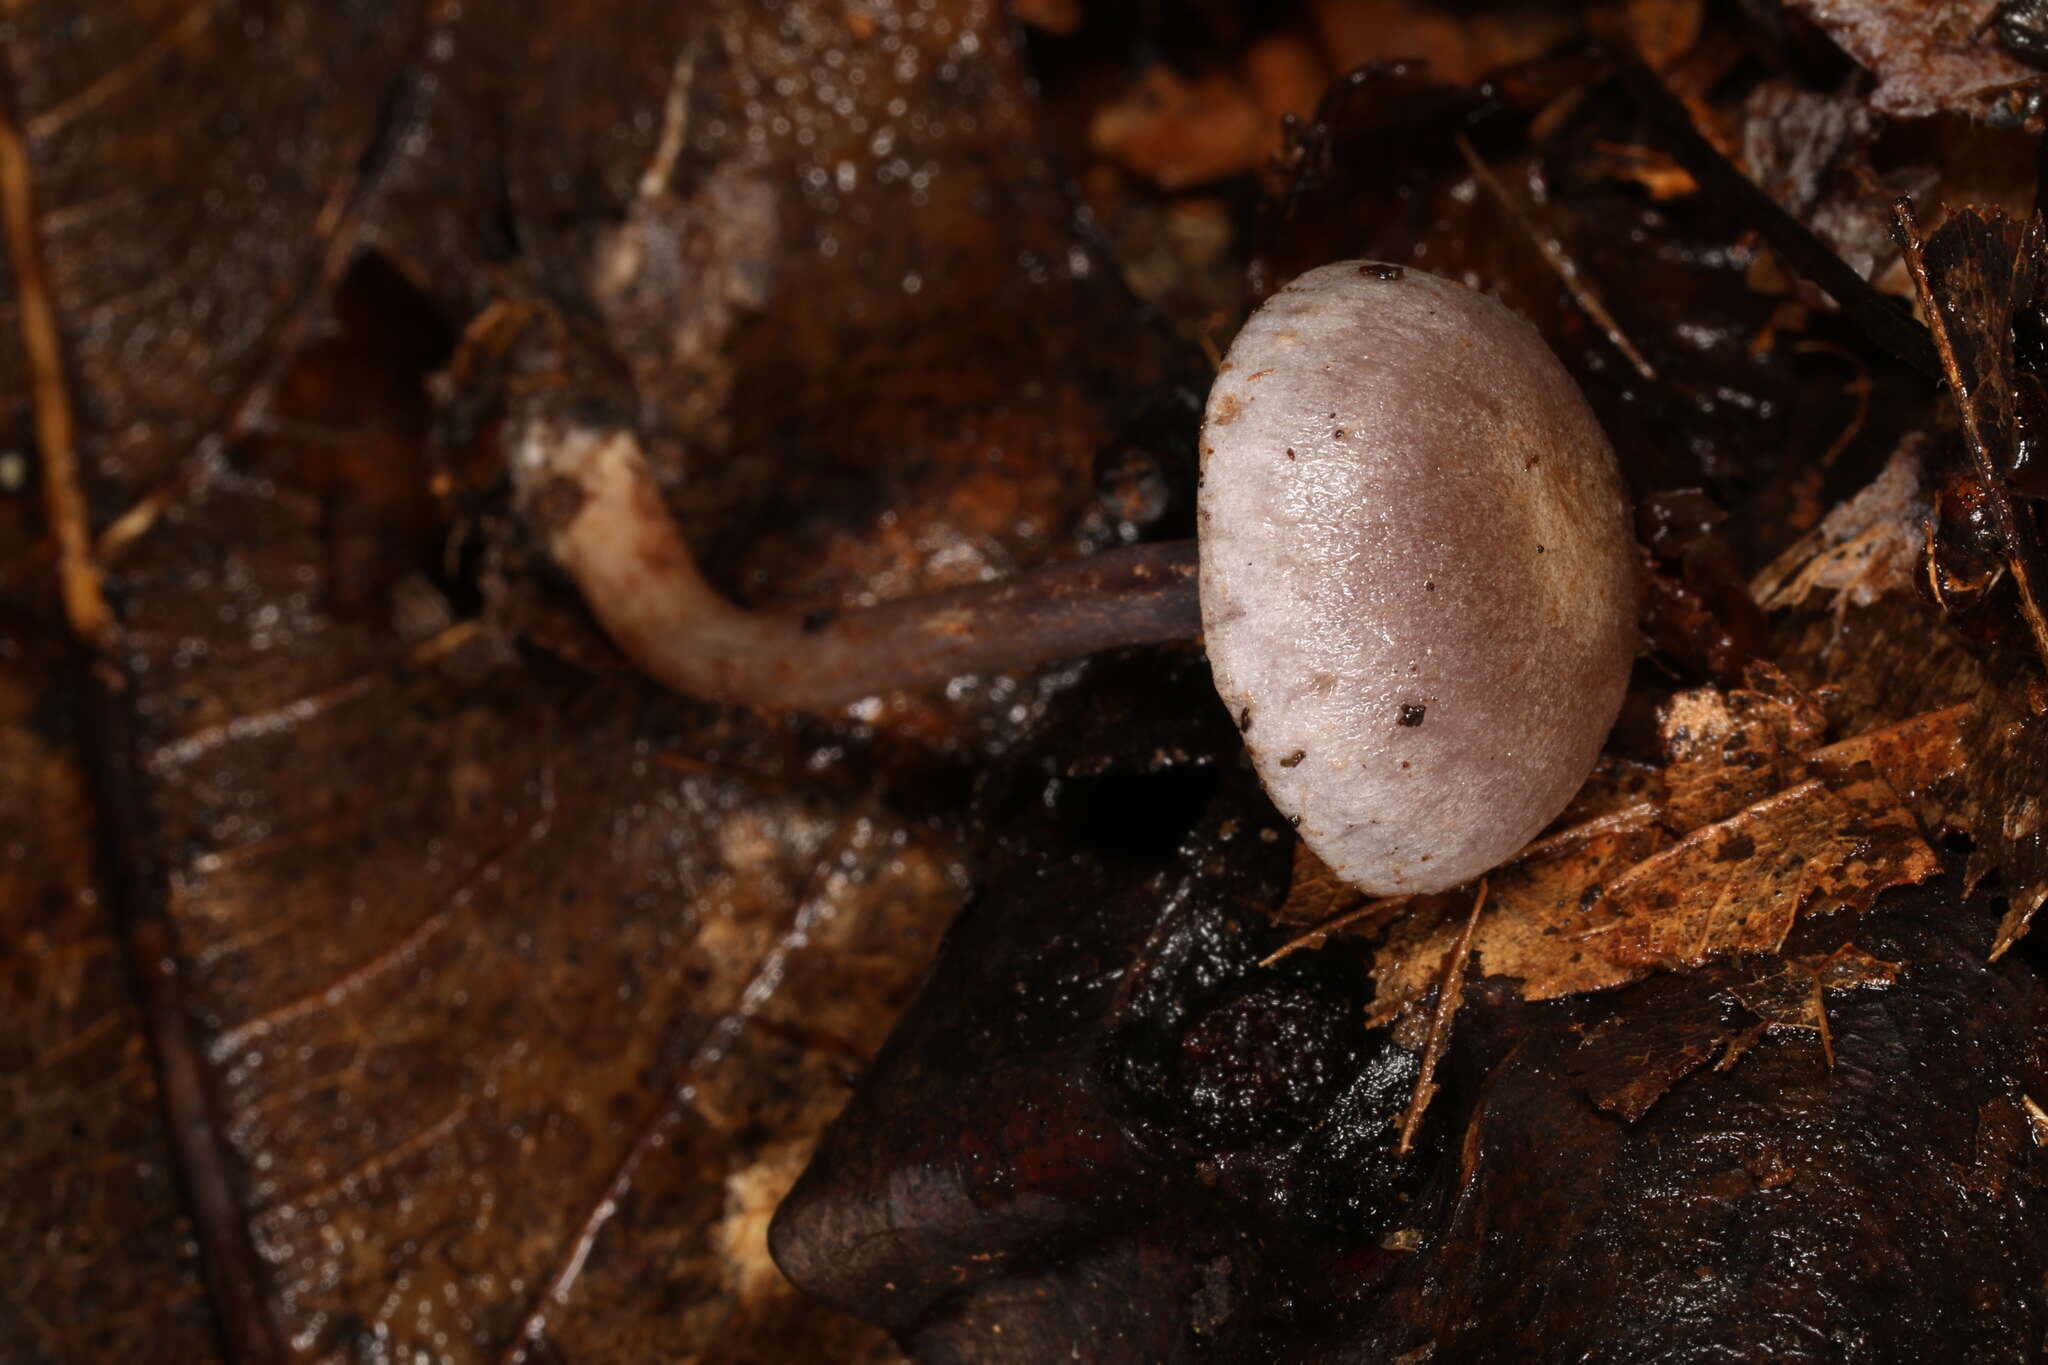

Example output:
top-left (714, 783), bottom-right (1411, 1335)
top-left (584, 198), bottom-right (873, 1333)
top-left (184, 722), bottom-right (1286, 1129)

top-left (1778, 588), bottom-right (2048, 957)
top-left (1365, 674), bottom-right (1956, 1025)
top-left (1597, 770), bottom-right (1931, 974)
top-left (1273, 839), bottom-right (1376, 927)
top-left (1750, 436), bottom-right (1927, 612)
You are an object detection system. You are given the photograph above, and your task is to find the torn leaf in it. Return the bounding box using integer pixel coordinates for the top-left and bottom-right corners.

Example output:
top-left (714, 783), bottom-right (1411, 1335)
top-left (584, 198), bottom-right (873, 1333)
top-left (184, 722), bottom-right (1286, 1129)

top-left (1361, 672), bottom-right (1955, 1025)
top-left (1777, 589), bottom-right (2048, 958)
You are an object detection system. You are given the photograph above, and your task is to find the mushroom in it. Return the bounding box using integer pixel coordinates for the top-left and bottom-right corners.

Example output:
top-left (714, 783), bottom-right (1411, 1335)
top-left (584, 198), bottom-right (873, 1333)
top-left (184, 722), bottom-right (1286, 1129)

top-left (1198, 262), bottom-right (1637, 894)
top-left (513, 261), bottom-right (1637, 894)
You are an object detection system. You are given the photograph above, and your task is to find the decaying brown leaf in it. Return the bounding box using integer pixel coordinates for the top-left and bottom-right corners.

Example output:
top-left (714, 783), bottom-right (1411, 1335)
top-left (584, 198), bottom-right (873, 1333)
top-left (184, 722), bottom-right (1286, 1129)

top-left (1781, 589), bottom-right (2048, 957)
top-left (1750, 435), bottom-right (1927, 613)
top-left (1333, 665), bottom-right (1952, 1135)
top-left (3, 0), bottom-right (1175, 1359)
top-left (1270, 839), bottom-right (1375, 928)
top-left (1353, 670), bottom-right (1957, 1026)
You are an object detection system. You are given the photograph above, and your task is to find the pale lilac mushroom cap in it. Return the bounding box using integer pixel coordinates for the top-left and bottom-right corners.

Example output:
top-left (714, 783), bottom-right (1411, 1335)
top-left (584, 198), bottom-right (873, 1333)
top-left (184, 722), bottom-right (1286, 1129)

top-left (1198, 261), bottom-right (1639, 896)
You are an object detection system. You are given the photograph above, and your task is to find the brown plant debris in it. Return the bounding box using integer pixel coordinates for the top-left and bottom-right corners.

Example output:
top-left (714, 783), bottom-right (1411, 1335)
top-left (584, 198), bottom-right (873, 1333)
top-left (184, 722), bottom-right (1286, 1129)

top-left (1779, 589), bottom-right (2048, 959)
top-left (1750, 435), bottom-right (1927, 613)
top-left (1894, 202), bottom-right (2048, 670)
top-left (0, 88), bottom-right (108, 644)
top-left (1394, 879), bottom-right (1487, 1156)
top-left (1358, 669), bottom-right (1956, 1026)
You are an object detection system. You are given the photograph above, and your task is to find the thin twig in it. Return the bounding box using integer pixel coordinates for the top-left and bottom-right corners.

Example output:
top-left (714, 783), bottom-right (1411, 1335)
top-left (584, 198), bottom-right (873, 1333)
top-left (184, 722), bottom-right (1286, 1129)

top-left (0, 83), bottom-right (110, 644)
top-left (1456, 133), bottom-right (1657, 383)
top-left (79, 676), bottom-right (290, 1365)
top-left (1259, 895), bottom-right (1411, 966)
top-left (637, 46), bottom-right (697, 201)
top-left (1396, 878), bottom-right (1488, 1157)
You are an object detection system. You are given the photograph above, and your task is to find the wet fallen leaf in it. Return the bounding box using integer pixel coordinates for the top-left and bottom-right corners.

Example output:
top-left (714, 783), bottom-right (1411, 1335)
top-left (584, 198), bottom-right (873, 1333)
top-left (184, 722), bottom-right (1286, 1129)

top-left (1728, 944), bottom-right (1901, 1066)
top-left (1, 1), bottom-right (1184, 1360)
top-left (1358, 671), bottom-right (1956, 1025)
top-left (1781, 589), bottom-right (2048, 958)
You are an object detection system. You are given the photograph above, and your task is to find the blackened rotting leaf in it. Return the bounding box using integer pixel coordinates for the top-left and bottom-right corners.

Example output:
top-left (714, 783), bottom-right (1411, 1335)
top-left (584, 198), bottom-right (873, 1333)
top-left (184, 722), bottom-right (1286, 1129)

top-left (769, 767), bottom-right (1292, 1337)
top-left (773, 716), bottom-right (1424, 1356)
top-left (1102, 785), bottom-right (1422, 1236)
top-left (904, 1216), bottom-right (1258, 1364)
top-left (796, 823), bottom-right (2048, 1362)
top-left (1171, 981), bottom-right (1364, 1140)
top-left (1251, 879), bottom-right (2048, 1362)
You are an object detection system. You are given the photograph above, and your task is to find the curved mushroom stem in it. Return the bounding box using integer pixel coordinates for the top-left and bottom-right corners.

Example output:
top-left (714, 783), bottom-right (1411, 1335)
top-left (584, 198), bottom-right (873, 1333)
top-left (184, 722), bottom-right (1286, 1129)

top-left (515, 420), bottom-right (1201, 713)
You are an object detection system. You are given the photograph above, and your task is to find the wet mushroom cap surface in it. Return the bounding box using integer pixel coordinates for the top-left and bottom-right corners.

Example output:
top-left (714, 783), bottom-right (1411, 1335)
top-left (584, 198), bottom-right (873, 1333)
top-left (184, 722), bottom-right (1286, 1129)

top-left (1199, 261), bottom-right (1638, 895)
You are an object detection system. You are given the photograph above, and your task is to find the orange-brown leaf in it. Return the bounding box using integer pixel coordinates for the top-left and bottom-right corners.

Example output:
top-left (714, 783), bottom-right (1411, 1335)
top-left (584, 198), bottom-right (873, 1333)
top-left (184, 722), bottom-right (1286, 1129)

top-left (1365, 679), bottom-right (1956, 1025)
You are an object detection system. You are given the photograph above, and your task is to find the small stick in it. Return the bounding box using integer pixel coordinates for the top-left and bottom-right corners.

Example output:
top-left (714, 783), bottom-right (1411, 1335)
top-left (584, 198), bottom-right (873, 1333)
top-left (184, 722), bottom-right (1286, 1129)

top-left (1396, 877), bottom-right (1488, 1156)
top-left (0, 85), bottom-right (110, 644)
